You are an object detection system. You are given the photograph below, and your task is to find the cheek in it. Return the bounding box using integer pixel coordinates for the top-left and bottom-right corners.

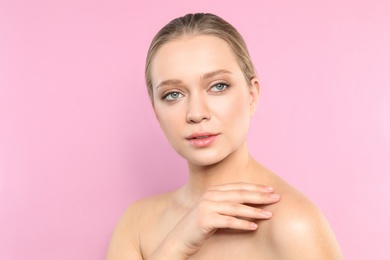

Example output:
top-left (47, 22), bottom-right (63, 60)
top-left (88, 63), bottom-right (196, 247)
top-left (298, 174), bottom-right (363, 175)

top-left (213, 91), bottom-right (251, 124)
top-left (154, 106), bottom-right (183, 141)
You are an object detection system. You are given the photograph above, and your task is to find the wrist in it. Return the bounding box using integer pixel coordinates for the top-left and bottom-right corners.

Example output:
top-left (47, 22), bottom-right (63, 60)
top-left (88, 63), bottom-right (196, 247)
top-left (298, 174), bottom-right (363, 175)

top-left (147, 237), bottom-right (188, 260)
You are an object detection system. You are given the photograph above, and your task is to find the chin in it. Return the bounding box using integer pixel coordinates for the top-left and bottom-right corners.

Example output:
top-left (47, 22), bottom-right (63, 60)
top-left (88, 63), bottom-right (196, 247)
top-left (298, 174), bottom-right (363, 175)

top-left (181, 150), bottom-right (231, 167)
top-left (187, 158), bottom-right (222, 167)
top-left (174, 139), bottom-right (246, 167)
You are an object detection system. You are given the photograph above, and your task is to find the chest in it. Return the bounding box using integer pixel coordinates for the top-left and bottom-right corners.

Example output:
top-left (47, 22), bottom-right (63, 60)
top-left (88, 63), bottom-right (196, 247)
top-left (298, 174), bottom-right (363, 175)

top-left (139, 204), bottom-right (275, 259)
top-left (142, 222), bottom-right (271, 259)
top-left (188, 229), bottom-right (269, 260)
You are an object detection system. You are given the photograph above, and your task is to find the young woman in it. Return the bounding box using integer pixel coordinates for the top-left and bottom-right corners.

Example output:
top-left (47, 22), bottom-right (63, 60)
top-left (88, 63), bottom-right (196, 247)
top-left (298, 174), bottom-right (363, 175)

top-left (107, 13), bottom-right (343, 259)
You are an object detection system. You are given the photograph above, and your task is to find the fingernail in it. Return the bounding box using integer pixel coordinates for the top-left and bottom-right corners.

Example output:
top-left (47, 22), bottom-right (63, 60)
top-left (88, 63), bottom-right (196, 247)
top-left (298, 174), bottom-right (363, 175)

top-left (250, 222), bottom-right (258, 229)
top-left (264, 186), bottom-right (273, 192)
top-left (269, 194), bottom-right (280, 199)
top-left (263, 210), bottom-right (272, 217)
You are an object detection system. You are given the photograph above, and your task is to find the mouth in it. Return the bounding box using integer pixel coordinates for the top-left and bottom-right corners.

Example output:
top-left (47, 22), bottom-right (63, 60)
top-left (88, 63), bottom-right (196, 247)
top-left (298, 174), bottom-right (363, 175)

top-left (186, 132), bottom-right (219, 140)
top-left (186, 132), bottom-right (219, 148)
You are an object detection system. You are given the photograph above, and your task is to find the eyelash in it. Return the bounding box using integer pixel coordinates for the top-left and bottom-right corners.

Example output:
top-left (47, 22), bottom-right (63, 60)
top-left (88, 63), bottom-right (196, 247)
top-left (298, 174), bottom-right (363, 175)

top-left (161, 82), bottom-right (231, 101)
top-left (162, 91), bottom-right (183, 101)
top-left (209, 82), bottom-right (230, 93)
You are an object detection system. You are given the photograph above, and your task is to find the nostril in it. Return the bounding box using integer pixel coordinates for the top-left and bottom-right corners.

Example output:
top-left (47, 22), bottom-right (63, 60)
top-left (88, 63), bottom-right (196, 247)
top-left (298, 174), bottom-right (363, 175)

top-left (187, 114), bottom-right (210, 124)
top-left (186, 98), bottom-right (211, 123)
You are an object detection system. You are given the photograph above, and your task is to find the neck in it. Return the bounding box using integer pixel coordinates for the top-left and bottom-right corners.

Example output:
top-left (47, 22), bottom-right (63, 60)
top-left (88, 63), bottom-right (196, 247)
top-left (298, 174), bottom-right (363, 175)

top-left (183, 142), bottom-right (257, 202)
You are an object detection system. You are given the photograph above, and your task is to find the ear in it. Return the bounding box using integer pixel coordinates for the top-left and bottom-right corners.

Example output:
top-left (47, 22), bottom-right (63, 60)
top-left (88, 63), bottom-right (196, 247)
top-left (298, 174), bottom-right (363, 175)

top-left (249, 77), bottom-right (260, 116)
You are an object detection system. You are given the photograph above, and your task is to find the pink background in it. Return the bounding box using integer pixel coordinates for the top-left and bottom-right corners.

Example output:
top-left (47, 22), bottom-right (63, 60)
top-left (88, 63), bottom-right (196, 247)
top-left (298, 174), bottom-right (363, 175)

top-left (1, 0), bottom-right (389, 259)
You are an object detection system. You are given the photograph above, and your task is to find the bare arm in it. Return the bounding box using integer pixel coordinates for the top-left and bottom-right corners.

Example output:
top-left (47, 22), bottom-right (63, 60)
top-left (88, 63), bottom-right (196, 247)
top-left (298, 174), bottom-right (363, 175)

top-left (107, 183), bottom-right (280, 259)
top-left (106, 206), bottom-right (143, 260)
top-left (148, 183), bottom-right (280, 259)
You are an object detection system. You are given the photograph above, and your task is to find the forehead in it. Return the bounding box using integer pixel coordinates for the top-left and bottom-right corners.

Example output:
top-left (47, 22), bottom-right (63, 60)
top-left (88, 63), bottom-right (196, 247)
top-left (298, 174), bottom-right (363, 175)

top-left (151, 35), bottom-right (241, 86)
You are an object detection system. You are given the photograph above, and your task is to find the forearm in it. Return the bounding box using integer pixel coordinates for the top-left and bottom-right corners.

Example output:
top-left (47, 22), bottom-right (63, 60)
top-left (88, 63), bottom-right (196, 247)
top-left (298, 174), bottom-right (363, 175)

top-left (147, 236), bottom-right (189, 260)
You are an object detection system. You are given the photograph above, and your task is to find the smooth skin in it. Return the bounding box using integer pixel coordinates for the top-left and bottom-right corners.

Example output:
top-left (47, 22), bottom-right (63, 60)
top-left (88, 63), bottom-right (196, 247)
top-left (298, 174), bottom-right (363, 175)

top-left (106, 35), bottom-right (343, 259)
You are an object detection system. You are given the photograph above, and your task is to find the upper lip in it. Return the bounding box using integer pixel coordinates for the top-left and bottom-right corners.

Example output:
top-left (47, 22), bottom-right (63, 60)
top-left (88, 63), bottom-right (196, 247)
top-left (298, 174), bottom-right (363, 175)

top-left (185, 132), bottom-right (219, 140)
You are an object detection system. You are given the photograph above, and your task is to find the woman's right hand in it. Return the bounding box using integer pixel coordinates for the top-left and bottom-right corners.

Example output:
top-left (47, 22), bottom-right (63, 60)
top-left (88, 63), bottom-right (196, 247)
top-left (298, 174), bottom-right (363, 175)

top-left (148, 182), bottom-right (281, 259)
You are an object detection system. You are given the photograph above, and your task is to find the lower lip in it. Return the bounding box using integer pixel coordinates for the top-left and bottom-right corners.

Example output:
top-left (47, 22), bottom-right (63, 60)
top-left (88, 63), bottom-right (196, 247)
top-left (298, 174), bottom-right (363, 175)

top-left (187, 135), bottom-right (218, 148)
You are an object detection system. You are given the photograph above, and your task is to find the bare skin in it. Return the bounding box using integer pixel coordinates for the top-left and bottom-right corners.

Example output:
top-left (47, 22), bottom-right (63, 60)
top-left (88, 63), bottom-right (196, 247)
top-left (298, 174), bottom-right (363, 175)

top-left (106, 35), bottom-right (343, 259)
top-left (107, 153), bottom-right (342, 259)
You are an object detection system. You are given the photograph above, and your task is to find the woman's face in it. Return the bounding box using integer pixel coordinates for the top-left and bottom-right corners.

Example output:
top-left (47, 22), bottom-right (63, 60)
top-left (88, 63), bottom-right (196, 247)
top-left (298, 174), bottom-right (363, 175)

top-left (151, 35), bottom-right (259, 166)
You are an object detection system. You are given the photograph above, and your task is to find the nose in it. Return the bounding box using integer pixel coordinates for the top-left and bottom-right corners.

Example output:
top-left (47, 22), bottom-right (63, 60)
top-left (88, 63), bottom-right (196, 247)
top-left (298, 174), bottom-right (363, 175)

top-left (186, 93), bottom-right (210, 124)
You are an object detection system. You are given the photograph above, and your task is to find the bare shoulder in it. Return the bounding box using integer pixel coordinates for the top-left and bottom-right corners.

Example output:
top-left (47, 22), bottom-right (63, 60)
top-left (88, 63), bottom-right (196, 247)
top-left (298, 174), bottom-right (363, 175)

top-left (255, 166), bottom-right (343, 259)
top-left (271, 186), bottom-right (343, 259)
top-left (106, 191), bottom-right (175, 260)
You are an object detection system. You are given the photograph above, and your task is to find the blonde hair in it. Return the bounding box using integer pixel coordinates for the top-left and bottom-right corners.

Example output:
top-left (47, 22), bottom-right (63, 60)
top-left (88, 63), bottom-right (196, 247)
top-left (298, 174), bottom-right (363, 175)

top-left (145, 13), bottom-right (256, 102)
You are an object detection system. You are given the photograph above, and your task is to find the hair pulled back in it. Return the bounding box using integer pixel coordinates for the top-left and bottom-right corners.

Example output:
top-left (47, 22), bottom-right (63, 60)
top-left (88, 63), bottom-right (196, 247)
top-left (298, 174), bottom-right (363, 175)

top-left (145, 13), bottom-right (256, 102)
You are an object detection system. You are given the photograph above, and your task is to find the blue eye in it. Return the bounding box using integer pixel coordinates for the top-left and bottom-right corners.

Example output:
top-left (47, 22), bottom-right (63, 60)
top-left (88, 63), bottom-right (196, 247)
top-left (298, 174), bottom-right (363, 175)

top-left (210, 83), bottom-right (229, 92)
top-left (163, 92), bottom-right (183, 101)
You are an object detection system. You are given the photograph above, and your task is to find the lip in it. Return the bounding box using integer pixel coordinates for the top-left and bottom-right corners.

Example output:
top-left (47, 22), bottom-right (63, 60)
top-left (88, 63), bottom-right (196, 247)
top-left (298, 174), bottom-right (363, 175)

top-left (186, 132), bottom-right (220, 148)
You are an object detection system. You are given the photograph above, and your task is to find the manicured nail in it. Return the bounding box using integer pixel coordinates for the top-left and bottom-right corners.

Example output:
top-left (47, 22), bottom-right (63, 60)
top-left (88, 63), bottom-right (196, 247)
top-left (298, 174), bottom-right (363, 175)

top-left (250, 222), bottom-right (258, 229)
top-left (264, 186), bottom-right (274, 192)
top-left (269, 193), bottom-right (280, 199)
top-left (263, 210), bottom-right (272, 217)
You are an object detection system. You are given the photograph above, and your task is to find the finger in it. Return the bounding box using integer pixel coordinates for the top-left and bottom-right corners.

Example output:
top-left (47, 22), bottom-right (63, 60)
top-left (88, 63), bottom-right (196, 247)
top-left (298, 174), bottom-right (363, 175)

top-left (210, 215), bottom-right (259, 230)
top-left (212, 201), bottom-right (273, 219)
top-left (204, 190), bottom-right (280, 204)
top-left (208, 182), bottom-right (274, 193)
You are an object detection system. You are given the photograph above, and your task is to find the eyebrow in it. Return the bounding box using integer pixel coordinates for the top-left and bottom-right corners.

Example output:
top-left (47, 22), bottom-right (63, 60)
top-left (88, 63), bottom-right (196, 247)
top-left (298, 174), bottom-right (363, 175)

top-left (156, 79), bottom-right (183, 89)
top-left (156, 69), bottom-right (233, 89)
top-left (202, 69), bottom-right (233, 79)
